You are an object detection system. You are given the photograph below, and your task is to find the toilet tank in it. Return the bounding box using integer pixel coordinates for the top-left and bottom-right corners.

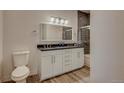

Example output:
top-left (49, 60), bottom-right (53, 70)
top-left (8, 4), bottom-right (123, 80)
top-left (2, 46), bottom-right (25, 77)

top-left (13, 51), bottom-right (30, 67)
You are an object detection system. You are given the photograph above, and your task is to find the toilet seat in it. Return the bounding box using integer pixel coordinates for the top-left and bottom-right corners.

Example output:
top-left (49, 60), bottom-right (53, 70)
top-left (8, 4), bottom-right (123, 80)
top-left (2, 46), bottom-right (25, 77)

top-left (11, 66), bottom-right (30, 81)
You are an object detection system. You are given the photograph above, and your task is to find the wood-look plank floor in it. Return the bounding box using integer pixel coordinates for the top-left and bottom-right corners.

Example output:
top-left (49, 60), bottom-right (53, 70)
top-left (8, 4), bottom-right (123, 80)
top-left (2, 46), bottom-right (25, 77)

top-left (27, 66), bottom-right (90, 83)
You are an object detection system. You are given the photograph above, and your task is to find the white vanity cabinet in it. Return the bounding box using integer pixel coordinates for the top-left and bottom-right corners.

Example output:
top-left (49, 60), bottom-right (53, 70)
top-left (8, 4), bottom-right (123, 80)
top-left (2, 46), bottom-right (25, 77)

top-left (72, 49), bottom-right (84, 70)
top-left (38, 48), bottom-right (84, 81)
top-left (39, 50), bottom-right (63, 80)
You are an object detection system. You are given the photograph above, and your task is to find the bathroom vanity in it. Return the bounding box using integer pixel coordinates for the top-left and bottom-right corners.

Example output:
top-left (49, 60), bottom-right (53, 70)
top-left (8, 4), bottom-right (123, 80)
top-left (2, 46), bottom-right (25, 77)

top-left (38, 47), bottom-right (84, 81)
top-left (37, 23), bottom-right (84, 81)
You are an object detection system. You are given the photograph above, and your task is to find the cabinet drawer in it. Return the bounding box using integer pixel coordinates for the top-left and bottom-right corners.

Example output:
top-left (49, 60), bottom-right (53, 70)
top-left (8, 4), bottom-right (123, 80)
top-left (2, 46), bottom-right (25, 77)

top-left (64, 61), bottom-right (71, 65)
top-left (63, 61), bottom-right (71, 66)
top-left (64, 49), bottom-right (72, 54)
top-left (64, 54), bottom-right (72, 59)
top-left (64, 58), bottom-right (70, 62)
top-left (72, 48), bottom-right (84, 53)
top-left (63, 54), bottom-right (72, 64)
top-left (41, 50), bottom-right (63, 56)
top-left (64, 63), bottom-right (71, 66)
top-left (64, 59), bottom-right (72, 62)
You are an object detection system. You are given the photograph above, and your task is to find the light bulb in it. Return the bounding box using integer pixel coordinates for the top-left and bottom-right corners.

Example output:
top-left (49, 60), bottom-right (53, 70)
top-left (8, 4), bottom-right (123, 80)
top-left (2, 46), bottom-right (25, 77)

top-left (60, 19), bottom-right (64, 24)
top-left (55, 18), bottom-right (59, 23)
top-left (65, 20), bottom-right (68, 24)
top-left (50, 17), bottom-right (55, 22)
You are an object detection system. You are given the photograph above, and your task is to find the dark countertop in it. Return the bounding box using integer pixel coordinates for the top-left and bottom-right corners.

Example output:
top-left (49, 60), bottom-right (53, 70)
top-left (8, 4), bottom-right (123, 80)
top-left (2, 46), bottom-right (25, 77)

top-left (38, 46), bottom-right (83, 51)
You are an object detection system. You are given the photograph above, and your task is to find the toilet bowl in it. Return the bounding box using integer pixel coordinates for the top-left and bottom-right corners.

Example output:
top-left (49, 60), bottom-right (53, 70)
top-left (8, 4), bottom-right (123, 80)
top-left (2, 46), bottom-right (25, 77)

top-left (11, 66), bottom-right (30, 83)
top-left (11, 51), bottom-right (30, 83)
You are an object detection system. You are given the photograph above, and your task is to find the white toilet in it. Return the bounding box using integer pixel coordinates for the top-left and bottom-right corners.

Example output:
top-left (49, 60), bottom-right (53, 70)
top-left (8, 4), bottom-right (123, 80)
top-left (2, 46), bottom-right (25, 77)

top-left (11, 51), bottom-right (30, 83)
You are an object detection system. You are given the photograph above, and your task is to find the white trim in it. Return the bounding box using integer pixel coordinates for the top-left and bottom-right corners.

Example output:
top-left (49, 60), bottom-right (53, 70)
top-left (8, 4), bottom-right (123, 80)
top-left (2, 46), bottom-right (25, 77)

top-left (40, 22), bottom-right (72, 28)
top-left (80, 25), bottom-right (90, 30)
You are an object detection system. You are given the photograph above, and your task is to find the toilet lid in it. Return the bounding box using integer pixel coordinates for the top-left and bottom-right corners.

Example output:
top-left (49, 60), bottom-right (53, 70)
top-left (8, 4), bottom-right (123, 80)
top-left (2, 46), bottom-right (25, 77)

top-left (12, 66), bottom-right (30, 78)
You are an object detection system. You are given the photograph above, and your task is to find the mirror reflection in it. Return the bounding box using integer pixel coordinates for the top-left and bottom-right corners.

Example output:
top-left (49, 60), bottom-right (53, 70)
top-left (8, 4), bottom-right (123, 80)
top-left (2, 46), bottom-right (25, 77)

top-left (40, 23), bottom-right (72, 41)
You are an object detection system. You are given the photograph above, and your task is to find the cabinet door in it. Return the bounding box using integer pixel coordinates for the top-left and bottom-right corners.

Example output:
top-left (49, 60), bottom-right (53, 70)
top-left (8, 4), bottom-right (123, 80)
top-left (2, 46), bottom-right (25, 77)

top-left (53, 55), bottom-right (63, 76)
top-left (72, 49), bottom-right (84, 69)
top-left (41, 56), bottom-right (53, 80)
top-left (77, 51), bottom-right (84, 68)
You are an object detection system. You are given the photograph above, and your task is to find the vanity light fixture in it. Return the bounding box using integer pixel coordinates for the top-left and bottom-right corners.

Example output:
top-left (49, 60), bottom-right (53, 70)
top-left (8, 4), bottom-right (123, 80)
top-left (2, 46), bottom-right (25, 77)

top-left (60, 19), bottom-right (65, 24)
top-left (55, 18), bottom-right (59, 24)
top-left (50, 17), bottom-right (68, 25)
top-left (65, 20), bottom-right (68, 25)
top-left (50, 17), bottom-right (55, 22)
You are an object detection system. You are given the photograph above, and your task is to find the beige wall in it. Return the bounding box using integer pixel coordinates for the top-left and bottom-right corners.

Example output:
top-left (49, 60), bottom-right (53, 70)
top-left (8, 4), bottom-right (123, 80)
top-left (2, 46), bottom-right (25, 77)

top-left (91, 11), bottom-right (124, 82)
top-left (3, 10), bottom-right (77, 81)
top-left (0, 11), bottom-right (3, 82)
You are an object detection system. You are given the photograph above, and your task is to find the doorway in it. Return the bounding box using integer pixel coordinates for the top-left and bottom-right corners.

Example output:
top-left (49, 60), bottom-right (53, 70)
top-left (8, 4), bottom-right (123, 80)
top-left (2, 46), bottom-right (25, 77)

top-left (78, 11), bottom-right (90, 69)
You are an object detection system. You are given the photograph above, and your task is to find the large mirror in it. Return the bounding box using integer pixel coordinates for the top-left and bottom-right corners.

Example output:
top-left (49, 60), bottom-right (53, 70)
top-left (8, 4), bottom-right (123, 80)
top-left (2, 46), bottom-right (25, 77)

top-left (40, 23), bottom-right (72, 41)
